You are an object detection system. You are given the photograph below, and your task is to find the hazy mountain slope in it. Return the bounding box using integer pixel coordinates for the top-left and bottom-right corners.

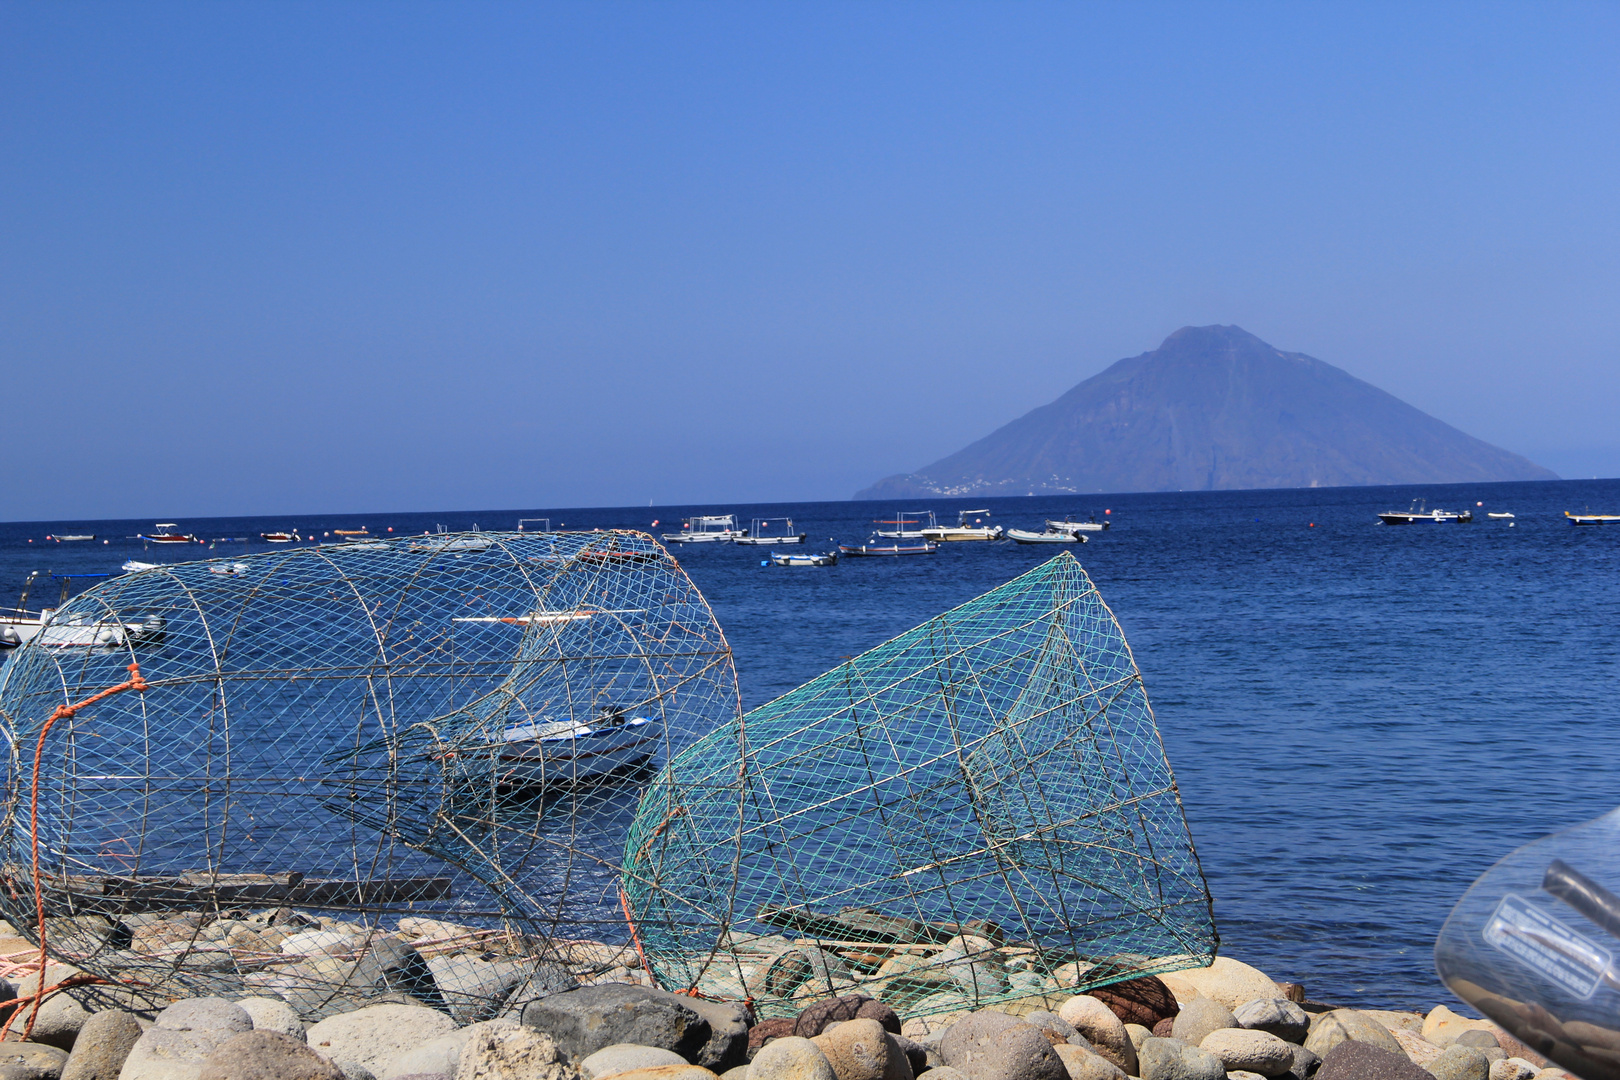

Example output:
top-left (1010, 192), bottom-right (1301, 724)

top-left (855, 325), bottom-right (1555, 498)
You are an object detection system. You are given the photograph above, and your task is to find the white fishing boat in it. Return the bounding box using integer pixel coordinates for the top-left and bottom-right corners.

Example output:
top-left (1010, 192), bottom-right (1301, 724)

top-left (495, 710), bottom-right (663, 786)
top-left (920, 510), bottom-right (1003, 542)
top-left (142, 524), bottom-right (199, 544)
top-left (1566, 511), bottom-right (1620, 526)
top-left (121, 560), bottom-right (159, 573)
top-left (1046, 516), bottom-right (1110, 533)
top-left (1486, 512), bottom-right (1515, 520)
top-left (0, 611), bottom-right (45, 649)
top-left (838, 540), bottom-right (938, 557)
top-left (208, 562), bottom-right (253, 576)
top-left (662, 515), bottom-right (745, 543)
top-left (35, 612), bottom-right (167, 649)
top-left (735, 518), bottom-right (807, 545)
top-left (873, 512), bottom-right (935, 539)
top-left (1005, 528), bottom-right (1086, 544)
top-left (260, 531), bottom-right (300, 543)
top-left (770, 551), bottom-right (836, 566)
top-left (49, 535), bottom-right (95, 542)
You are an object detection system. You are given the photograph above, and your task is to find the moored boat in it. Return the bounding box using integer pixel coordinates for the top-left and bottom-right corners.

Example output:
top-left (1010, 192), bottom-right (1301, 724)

top-left (1046, 516), bottom-right (1109, 533)
top-left (874, 512), bottom-right (935, 539)
top-left (735, 518), bottom-right (807, 545)
top-left (662, 515), bottom-right (745, 543)
top-left (770, 551), bottom-right (836, 566)
top-left (495, 710), bottom-right (663, 787)
top-left (1566, 511), bottom-right (1620, 525)
top-left (920, 510), bottom-right (1003, 542)
top-left (49, 535), bottom-right (95, 542)
top-left (838, 540), bottom-right (939, 557)
top-left (1006, 528), bottom-right (1086, 544)
top-left (1378, 501), bottom-right (1473, 524)
top-left (142, 523), bottom-right (200, 543)
top-left (260, 531), bottom-right (300, 543)
top-left (333, 529), bottom-right (370, 537)
top-left (1486, 512), bottom-right (1515, 520)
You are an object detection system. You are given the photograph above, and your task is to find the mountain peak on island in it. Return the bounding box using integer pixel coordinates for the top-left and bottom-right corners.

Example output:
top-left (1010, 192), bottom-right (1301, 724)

top-left (854, 326), bottom-right (1556, 499)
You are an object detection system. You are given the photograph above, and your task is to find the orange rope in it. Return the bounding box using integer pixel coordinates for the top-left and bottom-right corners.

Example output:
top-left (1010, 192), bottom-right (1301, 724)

top-left (619, 886), bottom-right (653, 979)
top-left (14, 663), bottom-right (147, 1041)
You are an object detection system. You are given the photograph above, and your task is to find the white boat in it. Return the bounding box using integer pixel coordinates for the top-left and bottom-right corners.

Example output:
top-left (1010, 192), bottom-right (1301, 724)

top-left (260, 531), bottom-right (300, 543)
top-left (50, 535), bottom-right (95, 542)
top-left (409, 532), bottom-right (494, 552)
top-left (208, 562), bottom-right (252, 576)
top-left (1566, 511), bottom-right (1620, 526)
top-left (1486, 512), bottom-right (1515, 520)
top-left (1006, 528), bottom-right (1086, 544)
top-left (735, 518), bottom-right (807, 545)
top-left (838, 541), bottom-right (938, 557)
top-left (1047, 516), bottom-right (1110, 533)
top-left (662, 515), bottom-right (745, 543)
top-left (874, 512), bottom-right (935, 539)
top-left (121, 560), bottom-right (159, 573)
top-left (920, 510), bottom-right (1003, 542)
top-left (35, 611), bottom-right (167, 649)
top-left (495, 711), bottom-right (663, 786)
top-left (142, 523), bottom-right (199, 544)
top-left (0, 612), bottom-right (45, 649)
top-left (770, 551), bottom-right (836, 566)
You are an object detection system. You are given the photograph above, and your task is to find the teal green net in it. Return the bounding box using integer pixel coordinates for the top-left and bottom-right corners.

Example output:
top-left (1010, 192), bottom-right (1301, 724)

top-left (620, 552), bottom-right (1215, 1018)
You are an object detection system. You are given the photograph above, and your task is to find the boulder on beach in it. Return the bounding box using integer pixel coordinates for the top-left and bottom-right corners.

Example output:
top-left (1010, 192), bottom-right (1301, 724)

top-left (579, 1044), bottom-right (689, 1079)
top-left (1135, 1035), bottom-right (1225, 1080)
top-left (1055, 997), bottom-right (1134, 1074)
top-left (305, 1002), bottom-right (458, 1079)
top-left (809, 1018), bottom-right (911, 1080)
top-left (749, 1036), bottom-right (837, 1080)
top-left (1232, 998), bottom-right (1308, 1045)
top-left (379, 1019), bottom-right (519, 1079)
top-left (1051, 1043), bottom-right (1125, 1080)
top-left (0, 1041), bottom-right (70, 1080)
top-left (1087, 975), bottom-right (1179, 1028)
top-left (1429, 1044), bottom-right (1493, 1080)
top-left (59, 1009), bottom-right (142, 1080)
top-left (1304, 1009), bottom-right (1404, 1059)
top-left (1169, 998), bottom-right (1235, 1047)
top-left (197, 1030), bottom-right (346, 1080)
top-left (940, 1011), bottom-right (1066, 1080)
top-left (521, 984), bottom-right (747, 1071)
top-left (1198, 1028), bottom-right (1294, 1077)
top-left (1168, 959), bottom-right (1281, 1011)
top-left (454, 1025), bottom-right (581, 1080)
top-left (1315, 1039), bottom-right (1434, 1080)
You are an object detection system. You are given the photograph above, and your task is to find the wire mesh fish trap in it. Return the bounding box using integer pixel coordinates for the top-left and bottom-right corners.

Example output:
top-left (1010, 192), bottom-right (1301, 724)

top-left (621, 552), bottom-right (1214, 1019)
top-left (0, 531), bottom-right (738, 1019)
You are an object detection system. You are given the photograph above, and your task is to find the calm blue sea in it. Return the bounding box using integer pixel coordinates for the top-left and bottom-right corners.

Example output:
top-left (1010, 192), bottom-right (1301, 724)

top-left (4, 477), bottom-right (1619, 1010)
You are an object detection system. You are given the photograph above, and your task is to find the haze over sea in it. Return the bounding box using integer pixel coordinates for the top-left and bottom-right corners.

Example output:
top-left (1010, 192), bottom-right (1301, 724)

top-left (5, 476), bottom-right (1618, 1010)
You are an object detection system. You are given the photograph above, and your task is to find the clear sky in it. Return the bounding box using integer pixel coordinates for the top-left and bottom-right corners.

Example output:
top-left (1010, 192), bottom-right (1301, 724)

top-left (3, 2), bottom-right (1617, 521)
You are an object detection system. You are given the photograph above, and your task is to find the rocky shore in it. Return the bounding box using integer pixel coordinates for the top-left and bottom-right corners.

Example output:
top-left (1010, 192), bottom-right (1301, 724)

top-left (0, 917), bottom-right (1582, 1080)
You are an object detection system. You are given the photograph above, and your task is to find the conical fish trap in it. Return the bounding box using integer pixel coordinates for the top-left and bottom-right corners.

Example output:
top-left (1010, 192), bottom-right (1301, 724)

top-left (0, 531), bottom-right (738, 1018)
top-left (621, 552), bottom-right (1214, 1019)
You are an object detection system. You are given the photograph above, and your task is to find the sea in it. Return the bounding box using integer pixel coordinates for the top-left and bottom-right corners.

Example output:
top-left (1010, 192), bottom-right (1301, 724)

top-left (4, 476), bottom-right (1619, 1011)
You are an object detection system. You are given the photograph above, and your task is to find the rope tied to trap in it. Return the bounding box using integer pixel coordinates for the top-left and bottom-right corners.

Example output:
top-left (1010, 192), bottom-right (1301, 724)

top-left (6, 663), bottom-right (149, 1042)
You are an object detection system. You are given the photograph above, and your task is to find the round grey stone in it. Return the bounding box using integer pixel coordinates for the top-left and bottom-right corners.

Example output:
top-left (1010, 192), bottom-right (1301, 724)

top-left (1169, 999), bottom-right (1235, 1048)
top-left (1231, 1000), bottom-right (1309, 1045)
top-left (305, 1004), bottom-right (458, 1080)
top-left (379, 1019), bottom-right (517, 1080)
top-left (59, 1009), bottom-right (142, 1080)
top-left (1136, 1036), bottom-right (1225, 1080)
top-left (936, 1014), bottom-right (1064, 1080)
top-left (198, 1030), bottom-right (346, 1080)
top-left (158, 998), bottom-right (254, 1036)
top-left (1429, 1045), bottom-right (1491, 1080)
top-left (581, 1045), bottom-right (689, 1079)
top-left (237, 997), bottom-right (306, 1041)
top-left (0, 1042), bottom-right (70, 1080)
top-left (749, 1037), bottom-right (837, 1080)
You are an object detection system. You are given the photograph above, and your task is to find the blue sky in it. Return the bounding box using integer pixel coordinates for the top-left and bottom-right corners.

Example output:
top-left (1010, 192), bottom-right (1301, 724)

top-left (3, 2), bottom-right (1617, 520)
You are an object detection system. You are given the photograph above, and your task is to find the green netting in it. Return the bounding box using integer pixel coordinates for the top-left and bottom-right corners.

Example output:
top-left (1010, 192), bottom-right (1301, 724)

top-left (621, 551), bottom-right (1215, 1018)
top-left (0, 531), bottom-right (738, 1017)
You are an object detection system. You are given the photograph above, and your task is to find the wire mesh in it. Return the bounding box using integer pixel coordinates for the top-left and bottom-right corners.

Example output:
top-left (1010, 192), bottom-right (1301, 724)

top-left (0, 530), bottom-right (739, 1018)
top-left (621, 551), bottom-right (1214, 1019)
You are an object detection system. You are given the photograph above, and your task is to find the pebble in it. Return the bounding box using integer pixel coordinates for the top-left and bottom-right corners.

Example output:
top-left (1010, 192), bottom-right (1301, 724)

top-left (1490, 1060), bottom-right (1539, 1080)
top-left (1050, 1043), bottom-right (1125, 1080)
top-left (940, 1012), bottom-right (1065, 1080)
top-left (1056, 997), bottom-right (1134, 1074)
top-left (749, 1037), bottom-right (838, 1080)
top-left (196, 1030), bottom-right (346, 1080)
top-left (580, 1045), bottom-right (689, 1079)
top-left (8, 964), bottom-right (92, 1051)
top-left (1429, 1044), bottom-right (1492, 1080)
top-left (809, 1018), bottom-right (909, 1080)
top-left (524, 985), bottom-right (746, 1071)
top-left (1230, 999), bottom-right (1308, 1045)
top-left (454, 1026), bottom-right (580, 1080)
top-left (1315, 1040), bottom-right (1434, 1080)
top-left (428, 956), bottom-right (529, 1025)
top-left (1392, 1028), bottom-right (1446, 1069)
top-left (1198, 1028), bottom-right (1294, 1076)
top-left (750, 1018), bottom-right (799, 1058)
top-left (1124, 1024), bottom-right (1152, 1052)
top-left (720, 1067), bottom-right (751, 1080)
top-left (0, 1042), bottom-right (70, 1080)
top-left (379, 1020), bottom-right (520, 1079)
top-left (1285, 1044), bottom-right (1319, 1080)
top-left (1134, 1036), bottom-right (1224, 1080)
top-left (158, 997), bottom-right (255, 1036)
top-left (1303, 1009), bottom-right (1403, 1059)
top-left (305, 1003), bottom-right (458, 1079)
top-left (1169, 998), bottom-right (1235, 1048)
top-left (1424, 1006), bottom-right (1499, 1049)
top-left (238, 997), bottom-right (307, 1041)
top-left (796, 997), bottom-right (900, 1038)
top-left (1167, 960), bottom-right (1281, 1011)
top-left (119, 1028), bottom-right (229, 1080)
top-left (59, 1009), bottom-right (142, 1080)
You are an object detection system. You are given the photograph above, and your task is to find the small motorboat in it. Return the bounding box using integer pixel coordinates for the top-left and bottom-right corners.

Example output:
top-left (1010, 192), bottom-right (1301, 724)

top-left (1046, 516), bottom-right (1109, 533)
top-left (838, 540), bottom-right (939, 557)
top-left (260, 531), bottom-right (300, 543)
top-left (1566, 511), bottom-right (1620, 526)
top-left (121, 560), bottom-right (159, 573)
top-left (1378, 501), bottom-right (1473, 524)
top-left (874, 512), bottom-right (935, 539)
top-left (142, 524), bottom-right (200, 543)
top-left (735, 518), bottom-right (807, 545)
top-left (770, 551), bottom-right (836, 566)
top-left (1005, 528), bottom-right (1087, 544)
top-left (662, 515), bottom-right (745, 543)
top-left (1486, 512), bottom-right (1515, 520)
top-left (920, 510), bottom-right (1003, 542)
top-left (49, 535), bottom-right (95, 542)
top-left (35, 611), bottom-right (166, 649)
top-left (208, 562), bottom-right (253, 576)
top-left (333, 529), bottom-right (370, 537)
top-left (495, 709), bottom-right (663, 787)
